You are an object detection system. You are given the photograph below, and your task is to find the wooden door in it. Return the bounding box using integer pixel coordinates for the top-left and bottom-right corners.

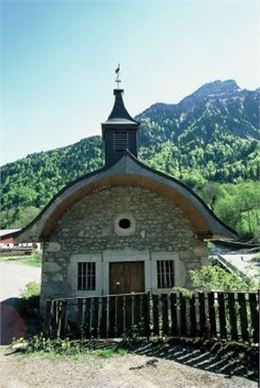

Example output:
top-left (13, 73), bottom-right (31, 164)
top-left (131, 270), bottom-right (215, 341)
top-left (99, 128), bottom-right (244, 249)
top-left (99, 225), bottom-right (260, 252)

top-left (109, 261), bottom-right (145, 294)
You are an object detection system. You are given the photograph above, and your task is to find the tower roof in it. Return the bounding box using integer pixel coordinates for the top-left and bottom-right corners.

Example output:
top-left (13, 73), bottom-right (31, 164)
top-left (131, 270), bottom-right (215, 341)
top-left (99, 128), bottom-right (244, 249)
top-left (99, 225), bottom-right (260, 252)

top-left (102, 89), bottom-right (139, 127)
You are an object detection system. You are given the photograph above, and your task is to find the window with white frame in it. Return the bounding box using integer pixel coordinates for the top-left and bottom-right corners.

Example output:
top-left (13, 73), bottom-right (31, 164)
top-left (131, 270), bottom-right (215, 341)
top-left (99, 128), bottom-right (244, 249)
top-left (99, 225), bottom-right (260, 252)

top-left (157, 260), bottom-right (174, 288)
top-left (77, 262), bottom-right (96, 291)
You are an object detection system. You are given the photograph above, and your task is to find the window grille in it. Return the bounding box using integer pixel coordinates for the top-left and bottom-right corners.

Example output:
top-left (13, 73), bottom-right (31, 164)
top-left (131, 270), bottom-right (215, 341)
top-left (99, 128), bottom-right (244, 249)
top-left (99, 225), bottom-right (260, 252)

top-left (157, 260), bottom-right (174, 288)
top-left (113, 131), bottom-right (128, 151)
top-left (78, 262), bottom-right (96, 291)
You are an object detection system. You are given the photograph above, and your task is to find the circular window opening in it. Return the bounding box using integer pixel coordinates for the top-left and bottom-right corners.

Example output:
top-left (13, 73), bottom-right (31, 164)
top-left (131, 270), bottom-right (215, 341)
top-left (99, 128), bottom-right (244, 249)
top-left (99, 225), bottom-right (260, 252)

top-left (119, 218), bottom-right (131, 229)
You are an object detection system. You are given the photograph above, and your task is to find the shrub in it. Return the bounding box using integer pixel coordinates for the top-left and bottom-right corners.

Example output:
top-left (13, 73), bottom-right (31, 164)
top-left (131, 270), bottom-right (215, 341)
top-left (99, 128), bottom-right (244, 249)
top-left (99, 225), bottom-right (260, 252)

top-left (12, 333), bottom-right (127, 357)
top-left (18, 282), bottom-right (41, 317)
top-left (20, 281), bottom-right (40, 299)
top-left (189, 265), bottom-right (257, 292)
top-left (22, 251), bottom-right (42, 267)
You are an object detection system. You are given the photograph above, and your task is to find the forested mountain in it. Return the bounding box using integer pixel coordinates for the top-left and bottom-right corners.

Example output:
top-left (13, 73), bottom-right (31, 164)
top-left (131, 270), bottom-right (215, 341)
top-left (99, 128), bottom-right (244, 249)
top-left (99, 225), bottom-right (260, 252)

top-left (1, 80), bottom-right (259, 237)
top-left (137, 80), bottom-right (259, 185)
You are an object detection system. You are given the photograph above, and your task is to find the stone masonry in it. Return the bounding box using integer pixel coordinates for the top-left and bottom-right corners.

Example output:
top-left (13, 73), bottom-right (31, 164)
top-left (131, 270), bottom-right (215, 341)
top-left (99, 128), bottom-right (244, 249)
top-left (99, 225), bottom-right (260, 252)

top-left (41, 185), bottom-right (208, 307)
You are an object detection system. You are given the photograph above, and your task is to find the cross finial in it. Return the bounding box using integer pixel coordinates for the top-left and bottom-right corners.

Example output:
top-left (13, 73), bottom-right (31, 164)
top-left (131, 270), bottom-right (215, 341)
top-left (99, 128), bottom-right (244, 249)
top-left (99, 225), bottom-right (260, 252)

top-left (115, 63), bottom-right (121, 89)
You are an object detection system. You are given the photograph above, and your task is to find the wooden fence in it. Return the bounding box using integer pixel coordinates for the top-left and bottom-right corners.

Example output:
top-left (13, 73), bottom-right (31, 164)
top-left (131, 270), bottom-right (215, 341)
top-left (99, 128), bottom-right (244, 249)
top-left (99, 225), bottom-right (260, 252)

top-left (45, 291), bottom-right (259, 343)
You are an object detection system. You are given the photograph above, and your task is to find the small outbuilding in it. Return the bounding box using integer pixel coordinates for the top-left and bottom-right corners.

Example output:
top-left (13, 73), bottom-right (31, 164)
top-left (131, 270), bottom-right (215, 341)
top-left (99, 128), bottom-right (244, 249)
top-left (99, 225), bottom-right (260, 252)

top-left (12, 85), bottom-right (237, 311)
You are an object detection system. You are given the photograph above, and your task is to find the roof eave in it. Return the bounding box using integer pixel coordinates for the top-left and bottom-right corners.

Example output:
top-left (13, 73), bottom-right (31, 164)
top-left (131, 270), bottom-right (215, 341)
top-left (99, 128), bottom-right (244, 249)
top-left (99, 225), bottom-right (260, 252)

top-left (14, 152), bottom-right (238, 243)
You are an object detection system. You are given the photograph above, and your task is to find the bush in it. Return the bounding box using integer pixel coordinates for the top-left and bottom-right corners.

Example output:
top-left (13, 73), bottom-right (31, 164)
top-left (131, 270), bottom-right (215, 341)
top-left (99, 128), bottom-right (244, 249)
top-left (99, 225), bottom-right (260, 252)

top-left (18, 281), bottom-right (41, 317)
top-left (12, 333), bottom-right (127, 357)
top-left (189, 265), bottom-right (257, 292)
top-left (121, 322), bottom-right (147, 346)
top-left (20, 281), bottom-right (40, 299)
top-left (22, 251), bottom-right (42, 267)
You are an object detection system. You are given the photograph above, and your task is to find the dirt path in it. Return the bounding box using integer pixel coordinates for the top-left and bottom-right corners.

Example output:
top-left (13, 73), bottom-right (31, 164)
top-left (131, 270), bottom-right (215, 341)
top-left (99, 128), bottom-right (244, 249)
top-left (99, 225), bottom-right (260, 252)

top-left (0, 348), bottom-right (257, 388)
top-left (0, 261), bottom-right (41, 302)
top-left (0, 261), bottom-right (41, 344)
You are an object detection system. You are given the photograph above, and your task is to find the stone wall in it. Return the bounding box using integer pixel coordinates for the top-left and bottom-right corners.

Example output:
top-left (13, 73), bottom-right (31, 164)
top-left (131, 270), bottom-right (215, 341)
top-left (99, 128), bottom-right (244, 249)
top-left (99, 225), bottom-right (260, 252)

top-left (41, 185), bottom-right (208, 306)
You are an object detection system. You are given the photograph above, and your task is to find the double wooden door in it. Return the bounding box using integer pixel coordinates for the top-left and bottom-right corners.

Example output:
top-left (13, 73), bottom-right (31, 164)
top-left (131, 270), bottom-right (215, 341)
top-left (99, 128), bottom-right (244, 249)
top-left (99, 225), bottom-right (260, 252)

top-left (109, 261), bottom-right (145, 294)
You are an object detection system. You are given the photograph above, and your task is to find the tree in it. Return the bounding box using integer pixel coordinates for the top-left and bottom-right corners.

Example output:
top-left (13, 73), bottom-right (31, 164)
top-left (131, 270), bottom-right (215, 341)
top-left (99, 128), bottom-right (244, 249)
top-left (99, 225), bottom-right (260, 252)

top-left (10, 206), bottom-right (40, 228)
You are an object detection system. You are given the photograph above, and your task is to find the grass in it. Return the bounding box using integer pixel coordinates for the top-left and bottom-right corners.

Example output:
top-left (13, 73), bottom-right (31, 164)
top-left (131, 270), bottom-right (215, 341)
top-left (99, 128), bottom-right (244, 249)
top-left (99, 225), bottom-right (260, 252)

top-left (91, 347), bottom-right (127, 358)
top-left (0, 255), bottom-right (30, 262)
top-left (20, 255), bottom-right (42, 267)
top-left (0, 252), bottom-right (42, 267)
top-left (14, 347), bottom-right (128, 363)
top-left (9, 338), bottom-right (128, 362)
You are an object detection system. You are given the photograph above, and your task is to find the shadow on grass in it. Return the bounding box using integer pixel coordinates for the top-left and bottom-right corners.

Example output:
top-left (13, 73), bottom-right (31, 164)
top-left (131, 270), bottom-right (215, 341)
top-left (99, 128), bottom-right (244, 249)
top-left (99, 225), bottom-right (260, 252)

top-left (129, 338), bottom-right (258, 382)
top-left (34, 337), bottom-right (257, 381)
top-left (2, 327), bottom-right (258, 382)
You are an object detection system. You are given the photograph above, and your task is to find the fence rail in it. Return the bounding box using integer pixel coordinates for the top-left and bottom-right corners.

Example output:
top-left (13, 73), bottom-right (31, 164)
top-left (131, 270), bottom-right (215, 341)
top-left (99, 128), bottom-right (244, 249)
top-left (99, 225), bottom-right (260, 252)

top-left (45, 291), bottom-right (259, 343)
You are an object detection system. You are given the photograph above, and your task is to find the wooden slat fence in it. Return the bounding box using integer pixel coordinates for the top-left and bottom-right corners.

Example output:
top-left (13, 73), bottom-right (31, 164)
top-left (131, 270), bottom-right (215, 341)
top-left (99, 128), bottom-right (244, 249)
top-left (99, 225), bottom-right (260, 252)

top-left (45, 291), bottom-right (259, 343)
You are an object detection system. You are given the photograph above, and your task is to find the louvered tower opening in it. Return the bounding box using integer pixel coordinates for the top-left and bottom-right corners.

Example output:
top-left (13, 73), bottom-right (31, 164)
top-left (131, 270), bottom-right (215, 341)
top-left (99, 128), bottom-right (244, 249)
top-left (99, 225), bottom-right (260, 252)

top-left (102, 88), bottom-right (140, 167)
top-left (113, 131), bottom-right (129, 151)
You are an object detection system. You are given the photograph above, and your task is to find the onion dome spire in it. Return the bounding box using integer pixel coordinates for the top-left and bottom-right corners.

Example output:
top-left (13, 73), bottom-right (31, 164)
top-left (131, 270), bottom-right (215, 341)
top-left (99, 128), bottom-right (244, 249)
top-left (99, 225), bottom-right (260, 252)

top-left (101, 67), bottom-right (140, 167)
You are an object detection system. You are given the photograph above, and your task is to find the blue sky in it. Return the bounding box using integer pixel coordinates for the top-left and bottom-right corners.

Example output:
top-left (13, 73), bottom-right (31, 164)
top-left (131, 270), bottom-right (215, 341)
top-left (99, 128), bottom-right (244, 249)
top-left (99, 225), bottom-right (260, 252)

top-left (1, 0), bottom-right (259, 165)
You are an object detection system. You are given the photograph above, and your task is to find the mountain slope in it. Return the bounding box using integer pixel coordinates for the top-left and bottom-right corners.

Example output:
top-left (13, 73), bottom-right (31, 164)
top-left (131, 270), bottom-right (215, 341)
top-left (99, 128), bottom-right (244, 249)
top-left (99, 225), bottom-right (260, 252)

top-left (1, 80), bottom-right (259, 229)
top-left (138, 80), bottom-right (259, 146)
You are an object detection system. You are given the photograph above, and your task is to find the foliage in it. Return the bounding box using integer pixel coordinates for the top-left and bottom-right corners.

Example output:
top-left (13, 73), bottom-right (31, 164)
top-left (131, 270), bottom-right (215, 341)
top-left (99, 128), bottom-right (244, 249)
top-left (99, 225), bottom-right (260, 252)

top-left (17, 282), bottom-right (40, 318)
top-left (12, 334), bottom-right (127, 358)
top-left (171, 287), bottom-right (193, 298)
top-left (21, 251), bottom-right (42, 267)
top-left (20, 281), bottom-right (41, 299)
top-left (188, 265), bottom-right (257, 292)
top-left (0, 136), bottom-right (103, 229)
top-left (121, 321), bottom-right (147, 345)
top-left (211, 182), bottom-right (260, 240)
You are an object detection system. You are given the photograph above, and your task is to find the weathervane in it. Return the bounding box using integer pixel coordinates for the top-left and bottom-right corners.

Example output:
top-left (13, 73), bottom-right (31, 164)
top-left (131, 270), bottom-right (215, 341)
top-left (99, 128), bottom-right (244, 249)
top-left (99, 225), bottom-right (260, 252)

top-left (115, 64), bottom-right (121, 89)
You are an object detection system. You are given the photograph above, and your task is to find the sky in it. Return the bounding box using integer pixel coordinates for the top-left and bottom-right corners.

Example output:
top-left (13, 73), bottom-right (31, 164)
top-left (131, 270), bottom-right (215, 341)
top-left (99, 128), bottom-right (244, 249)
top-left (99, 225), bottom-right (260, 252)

top-left (1, 0), bottom-right (259, 165)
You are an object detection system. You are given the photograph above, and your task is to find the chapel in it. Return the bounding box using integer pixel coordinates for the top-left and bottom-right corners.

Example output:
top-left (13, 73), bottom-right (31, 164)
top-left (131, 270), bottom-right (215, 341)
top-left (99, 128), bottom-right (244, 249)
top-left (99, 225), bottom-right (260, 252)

top-left (12, 77), bottom-right (237, 310)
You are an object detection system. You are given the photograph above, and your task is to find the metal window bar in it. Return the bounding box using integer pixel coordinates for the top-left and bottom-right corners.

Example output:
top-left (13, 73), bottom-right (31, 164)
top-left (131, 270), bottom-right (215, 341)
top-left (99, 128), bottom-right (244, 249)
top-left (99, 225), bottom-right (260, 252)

top-left (169, 261), bottom-right (174, 287)
top-left (167, 261), bottom-right (171, 287)
top-left (157, 261), bottom-right (160, 288)
top-left (78, 262), bottom-right (96, 291)
top-left (157, 260), bottom-right (174, 288)
top-left (83, 262), bottom-right (86, 290)
top-left (163, 260), bottom-right (167, 288)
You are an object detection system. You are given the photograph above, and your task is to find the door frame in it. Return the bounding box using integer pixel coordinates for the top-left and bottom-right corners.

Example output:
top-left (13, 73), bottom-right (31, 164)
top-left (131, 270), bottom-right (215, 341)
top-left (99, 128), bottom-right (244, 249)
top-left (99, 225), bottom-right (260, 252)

top-left (109, 260), bottom-right (145, 294)
top-left (103, 249), bottom-right (151, 295)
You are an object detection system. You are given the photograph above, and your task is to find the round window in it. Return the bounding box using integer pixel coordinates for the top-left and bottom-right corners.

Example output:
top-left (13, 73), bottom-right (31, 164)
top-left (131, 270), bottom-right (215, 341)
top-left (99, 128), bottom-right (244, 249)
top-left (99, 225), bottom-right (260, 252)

top-left (119, 218), bottom-right (131, 229)
top-left (114, 213), bottom-right (136, 236)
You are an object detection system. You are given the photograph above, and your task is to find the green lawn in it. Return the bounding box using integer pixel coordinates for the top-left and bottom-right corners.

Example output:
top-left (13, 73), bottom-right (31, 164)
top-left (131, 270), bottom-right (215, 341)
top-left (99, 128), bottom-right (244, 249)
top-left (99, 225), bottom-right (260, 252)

top-left (0, 252), bottom-right (42, 267)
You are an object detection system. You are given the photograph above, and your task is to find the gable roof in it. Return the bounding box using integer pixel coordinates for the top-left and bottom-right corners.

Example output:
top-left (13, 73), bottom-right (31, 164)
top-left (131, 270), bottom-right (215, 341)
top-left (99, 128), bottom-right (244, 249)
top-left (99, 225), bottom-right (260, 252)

top-left (5, 152), bottom-right (237, 243)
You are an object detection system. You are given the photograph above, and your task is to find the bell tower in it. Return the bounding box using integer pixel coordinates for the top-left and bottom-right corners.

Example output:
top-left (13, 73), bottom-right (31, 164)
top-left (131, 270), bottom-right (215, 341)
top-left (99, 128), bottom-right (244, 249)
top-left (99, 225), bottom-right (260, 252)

top-left (102, 68), bottom-right (140, 167)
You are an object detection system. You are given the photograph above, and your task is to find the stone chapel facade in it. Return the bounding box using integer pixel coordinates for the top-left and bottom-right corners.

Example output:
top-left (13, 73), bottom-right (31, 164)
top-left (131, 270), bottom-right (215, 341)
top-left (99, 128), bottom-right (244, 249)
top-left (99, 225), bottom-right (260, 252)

top-left (12, 86), bottom-right (237, 310)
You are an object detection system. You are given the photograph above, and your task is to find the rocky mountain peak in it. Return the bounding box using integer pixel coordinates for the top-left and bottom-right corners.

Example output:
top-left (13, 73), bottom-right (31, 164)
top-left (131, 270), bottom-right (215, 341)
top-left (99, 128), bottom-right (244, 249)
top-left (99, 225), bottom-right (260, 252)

top-left (179, 80), bottom-right (240, 106)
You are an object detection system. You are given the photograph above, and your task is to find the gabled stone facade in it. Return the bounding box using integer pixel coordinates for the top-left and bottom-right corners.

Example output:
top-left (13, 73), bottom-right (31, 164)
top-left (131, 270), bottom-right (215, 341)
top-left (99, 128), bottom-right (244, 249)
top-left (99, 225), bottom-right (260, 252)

top-left (41, 185), bottom-right (209, 305)
top-left (10, 85), bottom-right (237, 312)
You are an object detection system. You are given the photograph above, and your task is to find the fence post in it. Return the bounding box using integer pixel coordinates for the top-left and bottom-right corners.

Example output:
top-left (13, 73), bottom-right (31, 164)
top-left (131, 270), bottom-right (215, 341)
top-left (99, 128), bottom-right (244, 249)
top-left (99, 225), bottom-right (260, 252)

top-left (227, 293), bottom-right (238, 341)
top-left (237, 293), bottom-right (249, 342)
top-left (77, 299), bottom-right (84, 339)
top-left (208, 292), bottom-right (217, 338)
top-left (249, 293), bottom-right (259, 343)
top-left (147, 290), bottom-right (153, 339)
top-left (45, 300), bottom-right (52, 337)
top-left (217, 292), bottom-right (227, 339)
top-left (59, 300), bottom-right (67, 339)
